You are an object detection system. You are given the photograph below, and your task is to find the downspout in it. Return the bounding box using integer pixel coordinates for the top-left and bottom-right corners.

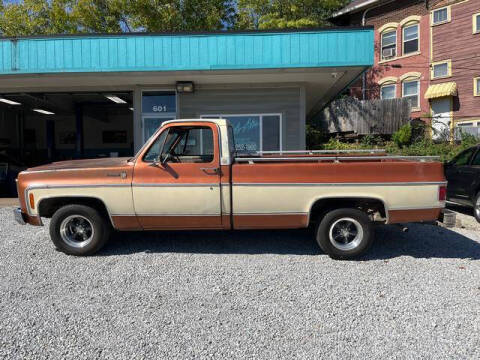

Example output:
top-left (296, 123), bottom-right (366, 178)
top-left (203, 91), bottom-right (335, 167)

top-left (361, 0), bottom-right (396, 100)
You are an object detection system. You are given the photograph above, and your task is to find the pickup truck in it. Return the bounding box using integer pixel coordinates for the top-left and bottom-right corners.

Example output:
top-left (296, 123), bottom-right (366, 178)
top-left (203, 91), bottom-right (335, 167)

top-left (14, 119), bottom-right (446, 259)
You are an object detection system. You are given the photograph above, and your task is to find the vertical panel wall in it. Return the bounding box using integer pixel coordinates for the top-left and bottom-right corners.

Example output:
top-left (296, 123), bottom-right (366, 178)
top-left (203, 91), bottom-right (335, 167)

top-left (178, 87), bottom-right (304, 150)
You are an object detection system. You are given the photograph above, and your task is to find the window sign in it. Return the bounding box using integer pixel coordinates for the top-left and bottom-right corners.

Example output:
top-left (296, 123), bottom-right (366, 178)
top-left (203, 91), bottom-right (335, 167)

top-left (228, 116), bottom-right (261, 153)
top-left (202, 114), bottom-right (281, 153)
top-left (142, 91), bottom-right (176, 114)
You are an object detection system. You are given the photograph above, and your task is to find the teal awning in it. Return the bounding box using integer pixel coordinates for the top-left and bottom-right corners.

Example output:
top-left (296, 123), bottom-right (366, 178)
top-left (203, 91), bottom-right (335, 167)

top-left (0, 28), bottom-right (373, 75)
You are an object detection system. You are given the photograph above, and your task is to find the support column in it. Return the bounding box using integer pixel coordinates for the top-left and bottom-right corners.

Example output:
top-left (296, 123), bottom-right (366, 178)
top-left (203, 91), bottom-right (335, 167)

top-left (75, 104), bottom-right (84, 158)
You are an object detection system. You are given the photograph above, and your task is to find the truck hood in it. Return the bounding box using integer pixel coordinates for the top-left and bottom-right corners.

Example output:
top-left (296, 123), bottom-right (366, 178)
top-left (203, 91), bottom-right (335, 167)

top-left (25, 157), bottom-right (133, 172)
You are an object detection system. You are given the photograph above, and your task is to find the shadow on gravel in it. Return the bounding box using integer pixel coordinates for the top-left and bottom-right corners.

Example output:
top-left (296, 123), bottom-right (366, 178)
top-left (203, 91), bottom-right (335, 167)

top-left (102, 229), bottom-right (321, 256)
top-left (99, 223), bottom-right (480, 260)
top-left (361, 224), bottom-right (480, 261)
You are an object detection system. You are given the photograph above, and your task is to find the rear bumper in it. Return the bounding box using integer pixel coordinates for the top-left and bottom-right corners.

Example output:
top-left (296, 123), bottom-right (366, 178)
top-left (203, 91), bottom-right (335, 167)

top-left (13, 208), bottom-right (43, 226)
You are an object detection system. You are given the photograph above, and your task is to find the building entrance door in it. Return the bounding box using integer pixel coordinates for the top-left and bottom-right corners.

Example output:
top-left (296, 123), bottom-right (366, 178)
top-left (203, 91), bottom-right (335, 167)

top-left (431, 97), bottom-right (452, 141)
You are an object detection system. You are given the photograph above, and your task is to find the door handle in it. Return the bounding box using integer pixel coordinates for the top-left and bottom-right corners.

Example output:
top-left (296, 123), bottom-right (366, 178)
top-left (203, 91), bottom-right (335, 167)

top-left (200, 167), bottom-right (219, 174)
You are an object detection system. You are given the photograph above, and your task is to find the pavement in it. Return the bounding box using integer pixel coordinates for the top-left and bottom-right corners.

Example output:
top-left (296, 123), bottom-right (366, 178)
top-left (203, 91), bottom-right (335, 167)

top-left (0, 205), bottom-right (479, 359)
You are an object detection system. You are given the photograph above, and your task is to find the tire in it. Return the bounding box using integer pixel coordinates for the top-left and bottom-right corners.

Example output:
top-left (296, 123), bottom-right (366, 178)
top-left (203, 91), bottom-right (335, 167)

top-left (473, 192), bottom-right (480, 223)
top-left (316, 208), bottom-right (374, 260)
top-left (49, 204), bottom-right (111, 256)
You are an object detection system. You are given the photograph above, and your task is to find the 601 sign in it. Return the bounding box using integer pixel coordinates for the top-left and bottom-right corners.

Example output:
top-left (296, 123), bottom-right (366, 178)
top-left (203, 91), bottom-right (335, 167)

top-left (152, 105), bottom-right (167, 112)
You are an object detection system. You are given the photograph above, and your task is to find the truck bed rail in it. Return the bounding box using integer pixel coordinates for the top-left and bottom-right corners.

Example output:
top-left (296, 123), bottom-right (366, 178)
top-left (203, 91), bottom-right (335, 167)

top-left (250, 149), bottom-right (386, 155)
top-left (235, 155), bottom-right (441, 163)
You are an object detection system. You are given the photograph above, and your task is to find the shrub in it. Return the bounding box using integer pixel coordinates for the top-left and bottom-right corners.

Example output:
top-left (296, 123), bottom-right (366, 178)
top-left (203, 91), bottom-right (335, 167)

top-left (392, 124), bottom-right (412, 148)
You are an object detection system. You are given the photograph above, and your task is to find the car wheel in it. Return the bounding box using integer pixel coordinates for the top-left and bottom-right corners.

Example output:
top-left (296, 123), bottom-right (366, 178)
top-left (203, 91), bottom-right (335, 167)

top-left (316, 208), bottom-right (374, 260)
top-left (474, 192), bottom-right (480, 223)
top-left (49, 204), bottom-right (111, 256)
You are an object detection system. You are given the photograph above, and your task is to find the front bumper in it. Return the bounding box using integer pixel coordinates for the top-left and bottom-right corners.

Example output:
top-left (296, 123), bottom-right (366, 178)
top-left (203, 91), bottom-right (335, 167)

top-left (14, 208), bottom-right (26, 225)
top-left (13, 208), bottom-right (42, 226)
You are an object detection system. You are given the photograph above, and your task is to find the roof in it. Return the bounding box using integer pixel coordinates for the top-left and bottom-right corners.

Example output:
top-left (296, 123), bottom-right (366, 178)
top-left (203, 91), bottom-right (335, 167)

top-left (331, 0), bottom-right (382, 18)
top-left (0, 27), bottom-right (374, 75)
top-left (424, 82), bottom-right (458, 99)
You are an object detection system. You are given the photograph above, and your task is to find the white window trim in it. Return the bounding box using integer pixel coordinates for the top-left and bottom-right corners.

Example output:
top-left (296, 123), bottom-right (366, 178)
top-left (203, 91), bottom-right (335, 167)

top-left (380, 29), bottom-right (397, 61)
top-left (403, 23), bottom-right (419, 55)
top-left (431, 60), bottom-right (452, 79)
top-left (431, 6), bottom-right (451, 26)
top-left (474, 13), bottom-right (480, 34)
top-left (402, 79), bottom-right (420, 110)
top-left (474, 78), bottom-right (480, 97)
top-left (200, 113), bottom-right (283, 152)
top-left (380, 83), bottom-right (396, 99)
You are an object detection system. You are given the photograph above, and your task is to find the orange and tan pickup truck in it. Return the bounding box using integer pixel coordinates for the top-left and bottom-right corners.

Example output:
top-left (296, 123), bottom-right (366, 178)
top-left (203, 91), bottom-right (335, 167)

top-left (14, 119), bottom-right (446, 259)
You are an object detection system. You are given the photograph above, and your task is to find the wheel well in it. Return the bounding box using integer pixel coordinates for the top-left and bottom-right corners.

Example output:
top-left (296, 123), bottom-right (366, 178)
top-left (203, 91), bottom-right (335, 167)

top-left (308, 197), bottom-right (387, 226)
top-left (37, 197), bottom-right (112, 224)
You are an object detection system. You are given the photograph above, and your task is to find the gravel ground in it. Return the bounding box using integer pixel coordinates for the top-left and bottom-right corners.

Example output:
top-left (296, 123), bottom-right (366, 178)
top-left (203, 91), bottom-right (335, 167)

top-left (1, 206), bottom-right (480, 359)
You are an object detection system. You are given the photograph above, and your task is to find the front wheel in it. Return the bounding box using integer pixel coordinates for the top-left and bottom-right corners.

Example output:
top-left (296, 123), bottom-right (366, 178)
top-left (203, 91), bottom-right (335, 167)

top-left (49, 204), bottom-right (111, 256)
top-left (316, 208), bottom-right (374, 260)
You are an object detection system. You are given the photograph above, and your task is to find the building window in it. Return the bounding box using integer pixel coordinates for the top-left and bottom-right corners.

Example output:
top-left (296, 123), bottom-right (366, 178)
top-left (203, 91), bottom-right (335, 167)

top-left (402, 79), bottom-right (420, 109)
top-left (403, 24), bottom-right (419, 55)
top-left (201, 114), bottom-right (282, 153)
top-left (474, 78), bottom-right (480, 96)
top-left (473, 13), bottom-right (480, 34)
top-left (432, 7), bottom-right (450, 25)
top-left (431, 60), bottom-right (451, 79)
top-left (380, 84), bottom-right (396, 99)
top-left (381, 30), bottom-right (396, 60)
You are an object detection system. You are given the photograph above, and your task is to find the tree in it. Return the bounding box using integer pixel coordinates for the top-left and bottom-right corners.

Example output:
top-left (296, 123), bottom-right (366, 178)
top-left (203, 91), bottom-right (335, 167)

top-left (0, 0), bottom-right (234, 36)
top-left (235, 0), bottom-right (349, 30)
top-left (0, 0), bottom-right (348, 36)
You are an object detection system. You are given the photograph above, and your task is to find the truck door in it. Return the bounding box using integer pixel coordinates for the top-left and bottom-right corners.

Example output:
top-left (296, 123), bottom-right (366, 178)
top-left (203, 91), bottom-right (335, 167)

top-left (132, 122), bottom-right (223, 229)
top-left (445, 147), bottom-right (476, 205)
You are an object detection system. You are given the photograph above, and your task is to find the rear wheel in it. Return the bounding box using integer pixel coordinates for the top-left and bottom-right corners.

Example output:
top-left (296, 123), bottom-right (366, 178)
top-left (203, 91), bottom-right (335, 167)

top-left (474, 192), bottom-right (480, 223)
top-left (49, 204), bottom-right (111, 256)
top-left (316, 208), bottom-right (374, 260)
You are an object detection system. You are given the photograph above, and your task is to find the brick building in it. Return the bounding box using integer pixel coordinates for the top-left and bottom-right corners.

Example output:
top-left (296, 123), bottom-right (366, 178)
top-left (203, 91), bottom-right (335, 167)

top-left (331, 0), bottom-right (480, 139)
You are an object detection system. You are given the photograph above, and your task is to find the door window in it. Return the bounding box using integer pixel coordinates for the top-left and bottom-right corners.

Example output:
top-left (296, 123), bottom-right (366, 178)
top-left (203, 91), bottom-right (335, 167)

top-left (143, 128), bottom-right (169, 162)
top-left (471, 149), bottom-right (480, 166)
top-left (144, 126), bottom-right (214, 164)
top-left (451, 148), bottom-right (475, 166)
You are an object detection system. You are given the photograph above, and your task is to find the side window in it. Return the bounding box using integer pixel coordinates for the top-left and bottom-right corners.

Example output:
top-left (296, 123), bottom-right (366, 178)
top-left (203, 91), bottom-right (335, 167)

top-left (471, 149), bottom-right (480, 166)
top-left (163, 127), bottom-right (214, 163)
top-left (451, 148), bottom-right (475, 166)
top-left (143, 129), bottom-right (168, 162)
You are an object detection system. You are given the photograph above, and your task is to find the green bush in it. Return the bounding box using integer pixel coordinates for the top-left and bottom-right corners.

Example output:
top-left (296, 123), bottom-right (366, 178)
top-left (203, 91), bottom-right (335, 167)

top-left (392, 124), bottom-right (412, 148)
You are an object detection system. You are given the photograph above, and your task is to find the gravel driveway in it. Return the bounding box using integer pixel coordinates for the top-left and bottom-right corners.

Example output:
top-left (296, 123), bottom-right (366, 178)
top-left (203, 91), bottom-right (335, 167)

top-left (1, 206), bottom-right (480, 359)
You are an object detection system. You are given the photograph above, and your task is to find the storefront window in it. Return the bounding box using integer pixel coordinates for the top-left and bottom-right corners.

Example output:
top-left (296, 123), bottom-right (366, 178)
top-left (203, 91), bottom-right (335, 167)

top-left (202, 114), bottom-right (281, 153)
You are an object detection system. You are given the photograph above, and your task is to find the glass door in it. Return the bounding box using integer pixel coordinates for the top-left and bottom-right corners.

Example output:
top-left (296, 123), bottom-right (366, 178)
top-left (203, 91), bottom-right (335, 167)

top-left (142, 116), bottom-right (174, 143)
top-left (141, 91), bottom-right (177, 144)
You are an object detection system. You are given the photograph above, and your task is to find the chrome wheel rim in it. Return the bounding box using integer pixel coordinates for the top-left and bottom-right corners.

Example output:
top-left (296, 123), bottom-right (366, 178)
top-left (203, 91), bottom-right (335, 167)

top-left (329, 217), bottom-right (364, 251)
top-left (59, 215), bottom-right (94, 248)
top-left (475, 197), bottom-right (480, 219)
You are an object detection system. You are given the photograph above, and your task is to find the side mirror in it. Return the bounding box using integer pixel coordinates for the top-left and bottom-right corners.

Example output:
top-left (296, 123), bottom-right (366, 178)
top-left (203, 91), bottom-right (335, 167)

top-left (160, 152), bottom-right (171, 165)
